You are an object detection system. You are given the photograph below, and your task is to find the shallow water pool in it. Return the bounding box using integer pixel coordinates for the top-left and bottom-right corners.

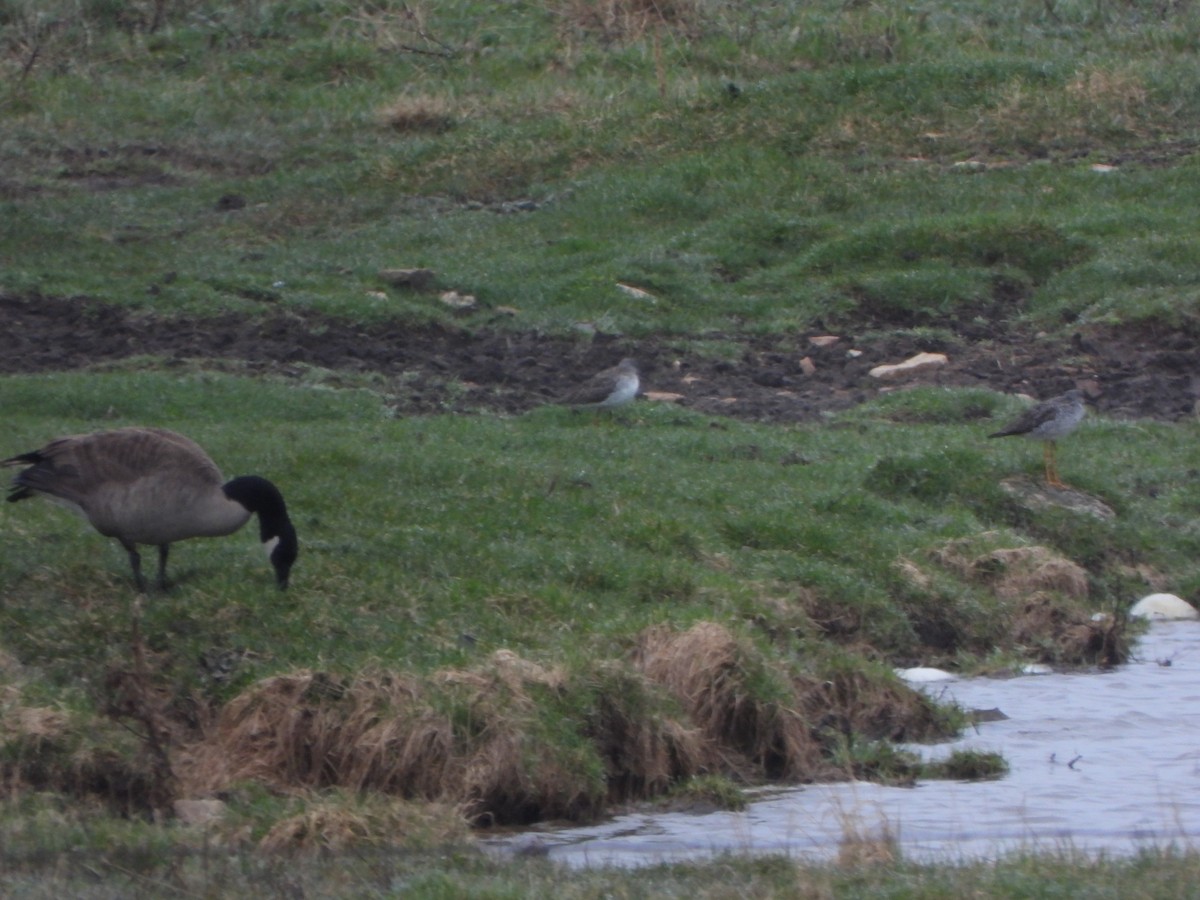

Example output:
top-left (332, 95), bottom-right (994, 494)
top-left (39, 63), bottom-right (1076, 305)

top-left (490, 620), bottom-right (1200, 867)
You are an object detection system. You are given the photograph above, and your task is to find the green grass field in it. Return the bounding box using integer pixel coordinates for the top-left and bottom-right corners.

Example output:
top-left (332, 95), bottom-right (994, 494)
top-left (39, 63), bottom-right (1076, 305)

top-left (4, 0), bottom-right (1200, 894)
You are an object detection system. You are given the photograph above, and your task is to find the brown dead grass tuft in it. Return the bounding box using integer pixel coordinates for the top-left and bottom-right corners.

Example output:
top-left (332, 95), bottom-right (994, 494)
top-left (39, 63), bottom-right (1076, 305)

top-left (929, 539), bottom-right (1126, 666)
top-left (967, 547), bottom-right (1089, 601)
top-left (178, 669), bottom-right (454, 798)
top-left (180, 650), bottom-right (603, 825)
top-left (2, 704), bottom-right (70, 743)
top-left (1014, 596), bottom-right (1128, 667)
top-left (258, 793), bottom-right (469, 853)
top-left (1066, 67), bottom-right (1149, 120)
top-left (633, 621), bottom-right (823, 779)
top-left (583, 661), bottom-right (713, 800)
top-left (555, 0), bottom-right (703, 42)
top-left (794, 588), bottom-right (868, 640)
top-left (796, 665), bottom-right (948, 749)
top-left (1, 697), bottom-right (163, 814)
top-left (933, 541), bottom-right (1089, 601)
top-left (837, 815), bottom-right (899, 868)
top-left (377, 94), bottom-right (457, 133)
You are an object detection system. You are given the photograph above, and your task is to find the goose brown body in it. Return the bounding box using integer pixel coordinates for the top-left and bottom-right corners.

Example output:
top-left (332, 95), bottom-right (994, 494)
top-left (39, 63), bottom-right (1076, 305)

top-left (4, 427), bottom-right (297, 590)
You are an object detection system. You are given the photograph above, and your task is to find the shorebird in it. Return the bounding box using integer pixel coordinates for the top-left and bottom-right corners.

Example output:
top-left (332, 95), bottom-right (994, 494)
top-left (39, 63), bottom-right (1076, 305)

top-left (988, 389), bottom-right (1086, 489)
top-left (560, 358), bottom-right (640, 411)
top-left (4, 427), bottom-right (298, 591)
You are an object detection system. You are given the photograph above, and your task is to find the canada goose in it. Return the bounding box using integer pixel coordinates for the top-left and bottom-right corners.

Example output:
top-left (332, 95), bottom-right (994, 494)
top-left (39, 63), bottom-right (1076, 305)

top-left (4, 427), bottom-right (298, 591)
top-left (988, 389), bottom-right (1086, 488)
top-left (560, 358), bottom-right (640, 409)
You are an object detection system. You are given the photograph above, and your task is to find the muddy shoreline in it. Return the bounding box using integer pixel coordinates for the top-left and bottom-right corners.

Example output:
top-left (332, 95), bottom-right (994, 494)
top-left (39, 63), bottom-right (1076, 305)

top-left (4, 291), bottom-right (1197, 422)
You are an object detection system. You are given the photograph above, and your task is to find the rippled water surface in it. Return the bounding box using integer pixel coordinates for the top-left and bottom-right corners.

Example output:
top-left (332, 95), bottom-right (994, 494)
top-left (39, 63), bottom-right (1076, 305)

top-left (491, 621), bottom-right (1200, 868)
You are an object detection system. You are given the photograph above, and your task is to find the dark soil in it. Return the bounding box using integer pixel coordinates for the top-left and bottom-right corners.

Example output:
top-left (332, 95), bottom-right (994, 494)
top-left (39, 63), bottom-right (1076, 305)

top-left (4, 291), bottom-right (1198, 423)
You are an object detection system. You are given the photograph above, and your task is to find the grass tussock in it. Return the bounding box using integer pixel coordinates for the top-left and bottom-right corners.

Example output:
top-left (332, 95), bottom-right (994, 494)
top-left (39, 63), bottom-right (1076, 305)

top-left (180, 660), bottom-right (593, 824)
top-left (1, 691), bottom-right (163, 816)
top-left (555, 0), bottom-right (703, 42)
top-left (257, 792), bottom-right (469, 853)
top-left (930, 538), bottom-right (1129, 666)
top-left (376, 94), bottom-right (457, 134)
top-left (150, 622), bottom-right (950, 827)
top-left (580, 661), bottom-right (713, 801)
top-left (634, 621), bottom-right (823, 780)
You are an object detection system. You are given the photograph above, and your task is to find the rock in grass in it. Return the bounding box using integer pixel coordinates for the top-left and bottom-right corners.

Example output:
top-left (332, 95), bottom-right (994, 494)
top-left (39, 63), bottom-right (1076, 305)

top-left (868, 352), bottom-right (948, 380)
top-left (895, 666), bottom-right (957, 683)
top-left (1129, 593), bottom-right (1199, 621)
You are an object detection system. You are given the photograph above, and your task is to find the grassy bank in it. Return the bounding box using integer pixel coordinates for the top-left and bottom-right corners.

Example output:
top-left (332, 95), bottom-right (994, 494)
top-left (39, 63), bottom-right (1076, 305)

top-left (4, 0), bottom-right (1200, 889)
top-left (3, 0), bottom-right (1200, 335)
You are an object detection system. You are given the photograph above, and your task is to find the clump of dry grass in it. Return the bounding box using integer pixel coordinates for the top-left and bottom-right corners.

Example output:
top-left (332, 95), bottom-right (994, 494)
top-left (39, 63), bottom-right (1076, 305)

top-left (258, 792), bottom-right (469, 852)
top-left (1012, 597), bottom-right (1127, 667)
top-left (0, 691), bottom-right (160, 815)
top-left (554, 0), bottom-right (704, 43)
top-left (796, 662), bottom-right (950, 749)
top-left (928, 538), bottom-right (1128, 666)
top-left (633, 621), bottom-right (824, 779)
top-left (836, 811), bottom-right (899, 868)
top-left (377, 94), bottom-right (457, 133)
top-left (4, 618), bottom-right (964, 830)
top-left (581, 660), bottom-right (713, 800)
top-left (1066, 67), bottom-right (1150, 124)
top-left (179, 650), bottom-right (603, 826)
top-left (959, 546), bottom-right (1089, 602)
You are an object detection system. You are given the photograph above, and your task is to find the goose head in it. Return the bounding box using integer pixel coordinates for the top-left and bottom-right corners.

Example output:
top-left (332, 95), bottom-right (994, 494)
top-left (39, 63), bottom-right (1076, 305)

top-left (223, 475), bottom-right (298, 589)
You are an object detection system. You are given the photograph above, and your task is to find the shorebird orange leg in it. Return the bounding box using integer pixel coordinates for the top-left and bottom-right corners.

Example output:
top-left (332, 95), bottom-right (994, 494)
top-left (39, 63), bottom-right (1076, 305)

top-left (1043, 441), bottom-right (1067, 489)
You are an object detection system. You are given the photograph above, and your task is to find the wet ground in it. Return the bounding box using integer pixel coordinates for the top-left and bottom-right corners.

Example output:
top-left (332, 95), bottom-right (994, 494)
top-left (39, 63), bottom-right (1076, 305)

top-left (4, 291), bottom-right (1199, 422)
top-left (491, 619), bottom-right (1200, 867)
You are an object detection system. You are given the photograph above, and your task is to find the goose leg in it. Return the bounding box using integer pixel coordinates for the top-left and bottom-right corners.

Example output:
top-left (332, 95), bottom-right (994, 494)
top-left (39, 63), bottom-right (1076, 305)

top-left (157, 545), bottom-right (170, 591)
top-left (121, 539), bottom-right (148, 593)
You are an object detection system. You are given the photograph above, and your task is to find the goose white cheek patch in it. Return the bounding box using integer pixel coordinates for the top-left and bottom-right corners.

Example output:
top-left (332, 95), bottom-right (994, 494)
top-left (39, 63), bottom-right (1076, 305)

top-left (263, 536), bottom-right (280, 558)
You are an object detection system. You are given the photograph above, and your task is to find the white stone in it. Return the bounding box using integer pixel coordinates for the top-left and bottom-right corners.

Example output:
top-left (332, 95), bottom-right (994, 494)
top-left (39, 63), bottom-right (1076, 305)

top-left (1021, 663), bottom-right (1054, 676)
top-left (439, 290), bottom-right (476, 309)
top-left (895, 666), bottom-right (957, 683)
top-left (868, 352), bottom-right (949, 380)
top-left (1129, 593), bottom-right (1200, 621)
top-left (616, 282), bottom-right (656, 302)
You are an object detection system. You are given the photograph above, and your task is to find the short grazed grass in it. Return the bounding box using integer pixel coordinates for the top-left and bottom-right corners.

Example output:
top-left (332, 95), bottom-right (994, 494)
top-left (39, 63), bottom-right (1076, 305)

top-left (4, 0), bottom-right (1200, 335)
top-left (2, 374), bottom-right (1194, 839)
top-left (5, 0), bottom-right (1200, 891)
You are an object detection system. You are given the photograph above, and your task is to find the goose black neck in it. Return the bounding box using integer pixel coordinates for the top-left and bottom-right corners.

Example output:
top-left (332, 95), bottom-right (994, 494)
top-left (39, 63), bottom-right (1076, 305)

top-left (224, 475), bottom-right (299, 589)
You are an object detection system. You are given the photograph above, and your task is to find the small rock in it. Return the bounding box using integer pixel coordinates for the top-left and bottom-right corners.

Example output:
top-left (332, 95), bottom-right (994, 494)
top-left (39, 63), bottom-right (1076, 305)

top-left (998, 478), bottom-right (1116, 520)
top-left (1129, 593), bottom-right (1199, 621)
top-left (644, 391), bottom-right (684, 403)
top-left (378, 267), bottom-right (436, 289)
top-left (439, 290), bottom-right (477, 310)
top-left (868, 352), bottom-right (949, 380)
top-left (799, 356), bottom-right (817, 376)
top-left (895, 666), bottom-right (957, 683)
top-left (809, 335), bottom-right (840, 348)
top-left (616, 282), bottom-right (656, 302)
